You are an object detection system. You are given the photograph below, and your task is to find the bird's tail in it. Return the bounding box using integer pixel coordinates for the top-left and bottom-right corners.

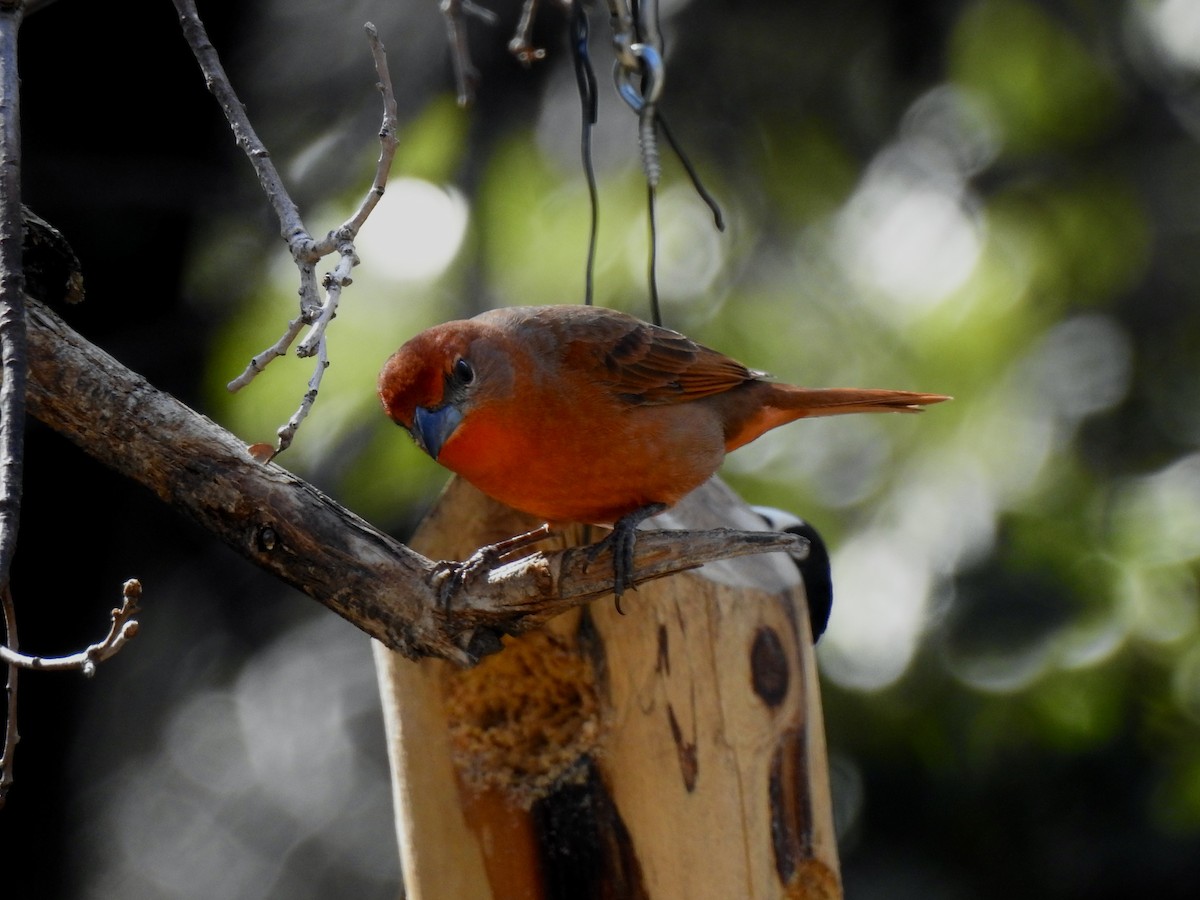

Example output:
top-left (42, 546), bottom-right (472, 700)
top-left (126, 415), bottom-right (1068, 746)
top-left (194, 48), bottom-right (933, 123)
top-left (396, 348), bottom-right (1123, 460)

top-left (724, 384), bottom-right (950, 452)
top-left (768, 385), bottom-right (951, 416)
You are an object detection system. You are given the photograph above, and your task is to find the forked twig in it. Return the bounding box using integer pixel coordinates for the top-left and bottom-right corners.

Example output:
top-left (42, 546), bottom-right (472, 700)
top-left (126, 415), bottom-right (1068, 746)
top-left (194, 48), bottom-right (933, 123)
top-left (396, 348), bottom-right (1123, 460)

top-left (173, 1), bottom-right (399, 456)
top-left (1, 579), bottom-right (144, 806)
top-left (509, 0), bottom-right (546, 66)
top-left (0, 579), bottom-right (143, 676)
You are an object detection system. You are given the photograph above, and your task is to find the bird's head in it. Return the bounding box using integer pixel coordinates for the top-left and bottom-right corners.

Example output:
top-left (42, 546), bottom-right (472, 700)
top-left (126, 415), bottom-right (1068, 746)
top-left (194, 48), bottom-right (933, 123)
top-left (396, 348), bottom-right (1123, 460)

top-left (378, 320), bottom-right (509, 462)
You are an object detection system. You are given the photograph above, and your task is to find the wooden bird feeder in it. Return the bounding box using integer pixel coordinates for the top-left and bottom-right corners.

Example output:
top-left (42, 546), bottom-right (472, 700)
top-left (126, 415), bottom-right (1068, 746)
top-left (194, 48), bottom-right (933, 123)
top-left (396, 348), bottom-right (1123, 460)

top-left (374, 475), bottom-right (843, 899)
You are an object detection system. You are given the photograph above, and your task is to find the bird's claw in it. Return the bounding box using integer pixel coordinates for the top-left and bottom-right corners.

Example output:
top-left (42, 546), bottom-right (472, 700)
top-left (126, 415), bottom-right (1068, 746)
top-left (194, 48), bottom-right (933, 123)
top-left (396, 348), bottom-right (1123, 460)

top-left (581, 503), bottom-right (667, 613)
top-left (582, 530), bottom-right (635, 612)
top-left (433, 524), bottom-right (554, 607)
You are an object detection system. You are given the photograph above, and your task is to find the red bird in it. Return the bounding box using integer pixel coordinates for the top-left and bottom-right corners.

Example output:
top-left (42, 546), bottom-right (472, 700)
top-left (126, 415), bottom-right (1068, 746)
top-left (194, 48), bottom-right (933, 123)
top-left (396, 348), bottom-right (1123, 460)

top-left (379, 304), bottom-right (948, 595)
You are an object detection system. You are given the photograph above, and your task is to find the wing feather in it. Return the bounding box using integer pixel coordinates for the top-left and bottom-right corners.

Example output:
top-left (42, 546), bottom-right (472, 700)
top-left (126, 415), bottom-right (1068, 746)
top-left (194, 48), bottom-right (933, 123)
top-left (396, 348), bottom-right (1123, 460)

top-left (556, 308), bottom-right (756, 405)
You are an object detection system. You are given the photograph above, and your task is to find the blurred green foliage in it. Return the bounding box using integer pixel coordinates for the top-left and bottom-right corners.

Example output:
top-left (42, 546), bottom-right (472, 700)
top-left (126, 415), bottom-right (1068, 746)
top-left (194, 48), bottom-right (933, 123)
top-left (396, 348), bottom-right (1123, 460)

top-left (950, 0), bottom-right (1121, 154)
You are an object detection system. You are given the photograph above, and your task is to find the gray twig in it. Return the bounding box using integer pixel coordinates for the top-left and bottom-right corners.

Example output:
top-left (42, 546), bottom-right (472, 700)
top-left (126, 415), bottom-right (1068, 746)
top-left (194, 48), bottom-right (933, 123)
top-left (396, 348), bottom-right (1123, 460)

top-left (172, 3), bottom-right (400, 454)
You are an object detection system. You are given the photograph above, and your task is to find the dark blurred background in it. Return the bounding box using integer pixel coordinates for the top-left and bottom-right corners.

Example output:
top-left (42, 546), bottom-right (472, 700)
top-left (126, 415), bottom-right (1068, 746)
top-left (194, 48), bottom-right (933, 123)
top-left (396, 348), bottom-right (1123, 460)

top-left (6, 0), bottom-right (1200, 896)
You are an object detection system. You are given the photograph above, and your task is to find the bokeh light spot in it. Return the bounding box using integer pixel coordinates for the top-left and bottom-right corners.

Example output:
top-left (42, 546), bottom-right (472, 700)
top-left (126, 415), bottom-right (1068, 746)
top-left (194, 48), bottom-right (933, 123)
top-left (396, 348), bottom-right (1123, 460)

top-left (356, 177), bottom-right (469, 282)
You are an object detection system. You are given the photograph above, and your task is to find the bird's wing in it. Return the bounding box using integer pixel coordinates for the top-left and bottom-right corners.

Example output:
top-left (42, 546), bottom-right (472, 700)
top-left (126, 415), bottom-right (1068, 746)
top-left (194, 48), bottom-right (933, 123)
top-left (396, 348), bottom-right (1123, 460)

top-left (560, 312), bottom-right (757, 406)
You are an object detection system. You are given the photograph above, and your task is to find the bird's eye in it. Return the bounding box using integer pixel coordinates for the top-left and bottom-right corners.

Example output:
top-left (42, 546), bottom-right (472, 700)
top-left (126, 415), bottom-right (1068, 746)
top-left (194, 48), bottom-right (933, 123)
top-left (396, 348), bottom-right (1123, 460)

top-left (453, 358), bottom-right (474, 385)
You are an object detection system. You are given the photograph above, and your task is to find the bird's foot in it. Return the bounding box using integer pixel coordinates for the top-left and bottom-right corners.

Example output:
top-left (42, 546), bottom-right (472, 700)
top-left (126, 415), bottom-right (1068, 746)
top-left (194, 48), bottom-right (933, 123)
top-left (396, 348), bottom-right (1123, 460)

top-left (582, 503), bottom-right (667, 613)
top-left (434, 523), bottom-right (554, 606)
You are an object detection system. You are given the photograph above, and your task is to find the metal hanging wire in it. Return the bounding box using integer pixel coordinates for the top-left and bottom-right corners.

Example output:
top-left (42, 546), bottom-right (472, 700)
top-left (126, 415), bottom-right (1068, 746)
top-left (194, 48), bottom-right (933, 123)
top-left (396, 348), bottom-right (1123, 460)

top-left (440, 0), bottom-right (725, 326)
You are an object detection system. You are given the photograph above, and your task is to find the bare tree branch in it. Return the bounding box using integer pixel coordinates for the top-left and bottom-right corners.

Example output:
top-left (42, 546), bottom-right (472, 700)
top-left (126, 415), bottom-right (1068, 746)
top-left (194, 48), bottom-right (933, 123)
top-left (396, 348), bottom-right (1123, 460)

top-left (0, 1), bottom-right (26, 594)
top-left (171, 0), bottom-right (313, 271)
top-left (25, 297), bottom-right (802, 666)
top-left (438, 0), bottom-right (500, 106)
top-left (0, 579), bottom-right (142, 674)
top-left (0, 584), bottom-right (17, 807)
top-left (332, 23), bottom-right (400, 245)
top-left (172, 2), bottom-right (401, 457)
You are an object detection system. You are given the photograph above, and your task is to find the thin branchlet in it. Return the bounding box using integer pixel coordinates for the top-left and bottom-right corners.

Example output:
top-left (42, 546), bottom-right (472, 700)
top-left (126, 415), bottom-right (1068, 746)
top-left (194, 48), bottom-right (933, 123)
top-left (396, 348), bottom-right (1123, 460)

top-left (174, 2), bottom-right (399, 456)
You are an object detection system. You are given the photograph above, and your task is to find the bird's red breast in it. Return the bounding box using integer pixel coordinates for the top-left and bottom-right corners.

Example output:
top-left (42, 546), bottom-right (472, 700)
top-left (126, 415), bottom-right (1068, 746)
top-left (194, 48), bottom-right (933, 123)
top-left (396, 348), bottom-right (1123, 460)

top-left (378, 305), bottom-right (948, 525)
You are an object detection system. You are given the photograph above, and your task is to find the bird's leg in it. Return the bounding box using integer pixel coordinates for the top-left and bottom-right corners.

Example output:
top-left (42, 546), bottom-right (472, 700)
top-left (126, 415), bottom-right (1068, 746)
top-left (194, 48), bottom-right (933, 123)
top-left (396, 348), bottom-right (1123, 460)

top-left (583, 503), bottom-right (667, 611)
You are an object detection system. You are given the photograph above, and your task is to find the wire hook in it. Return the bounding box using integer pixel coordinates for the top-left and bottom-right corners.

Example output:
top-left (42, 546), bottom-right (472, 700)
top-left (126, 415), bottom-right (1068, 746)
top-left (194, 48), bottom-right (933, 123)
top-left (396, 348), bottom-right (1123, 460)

top-left (613, 42), bottom-right (664, 114)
